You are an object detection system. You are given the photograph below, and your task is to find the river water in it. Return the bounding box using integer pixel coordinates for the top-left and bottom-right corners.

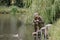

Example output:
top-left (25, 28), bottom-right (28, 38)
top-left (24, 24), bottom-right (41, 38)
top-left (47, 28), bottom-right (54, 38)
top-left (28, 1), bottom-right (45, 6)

top-left (0, 14), bottom-right (34, 40)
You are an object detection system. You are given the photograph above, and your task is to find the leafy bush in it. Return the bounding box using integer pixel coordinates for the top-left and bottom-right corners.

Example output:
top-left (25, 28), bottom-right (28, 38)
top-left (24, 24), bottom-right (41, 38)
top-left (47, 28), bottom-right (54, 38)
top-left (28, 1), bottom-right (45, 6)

top-left (10, 6), bottom-right (18, 16)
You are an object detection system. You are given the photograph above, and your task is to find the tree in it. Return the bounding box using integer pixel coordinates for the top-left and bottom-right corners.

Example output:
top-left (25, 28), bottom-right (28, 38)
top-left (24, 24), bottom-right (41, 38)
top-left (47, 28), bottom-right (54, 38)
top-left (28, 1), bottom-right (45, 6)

top-left (0, 0), bottom-right (11, 6)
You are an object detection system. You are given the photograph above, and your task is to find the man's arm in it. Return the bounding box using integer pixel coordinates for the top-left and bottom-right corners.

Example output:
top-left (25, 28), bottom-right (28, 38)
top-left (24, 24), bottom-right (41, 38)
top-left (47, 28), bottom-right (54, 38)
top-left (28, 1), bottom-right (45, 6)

top-left (39, 16), bottom-right (44, 24)
top-left (33, 19), bottom-right (37, 23)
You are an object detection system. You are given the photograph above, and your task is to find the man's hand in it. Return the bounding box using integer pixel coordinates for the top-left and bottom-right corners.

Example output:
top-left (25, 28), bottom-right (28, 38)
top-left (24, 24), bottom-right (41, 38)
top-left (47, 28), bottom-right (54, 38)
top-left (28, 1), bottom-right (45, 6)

top-left (36, 20), bottom-right (39, 22)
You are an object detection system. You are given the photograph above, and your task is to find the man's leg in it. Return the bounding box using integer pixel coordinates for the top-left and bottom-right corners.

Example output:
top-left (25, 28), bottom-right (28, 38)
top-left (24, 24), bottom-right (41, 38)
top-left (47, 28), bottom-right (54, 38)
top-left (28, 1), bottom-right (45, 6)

top-left (34, 24), bottom-right (37, 32)
top-left (37, 25), bottom-right (41, 40)
top-left (38, 31), bottom-right (42, 40)
top-left (35, 26), bottom-right (37, 32)
top-left (33, 25), bottom-right (37, 40)
top-left (39, 25), bottom-right (41, 30)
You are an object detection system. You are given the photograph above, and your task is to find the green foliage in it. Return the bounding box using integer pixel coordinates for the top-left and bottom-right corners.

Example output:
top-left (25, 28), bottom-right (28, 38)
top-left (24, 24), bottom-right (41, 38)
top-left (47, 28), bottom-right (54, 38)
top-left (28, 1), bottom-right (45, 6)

top-left (0, 0), bottom-right (60, 24)
top-left (23, 0), bottom-right (32, 8)
top-left (28, 0), bottom-right (60, 24)
top-left (15, 0), bottom-right (24, 7)
top-left (49, 19), bottom-right (60, 40)
top-left (10, 6), bottom-right (18, 16)
top-left (0, 0), bottom-right (11, 6)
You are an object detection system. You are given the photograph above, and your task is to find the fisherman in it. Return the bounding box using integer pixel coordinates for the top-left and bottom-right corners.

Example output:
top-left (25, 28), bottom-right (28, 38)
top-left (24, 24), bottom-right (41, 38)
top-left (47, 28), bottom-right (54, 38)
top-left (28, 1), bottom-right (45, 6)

top-left (33, 12), bottom-right (44, 32)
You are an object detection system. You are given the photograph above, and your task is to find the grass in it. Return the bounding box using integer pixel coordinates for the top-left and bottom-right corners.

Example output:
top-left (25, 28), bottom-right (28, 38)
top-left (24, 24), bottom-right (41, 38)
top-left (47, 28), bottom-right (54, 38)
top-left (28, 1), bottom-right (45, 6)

top-left (49, 19), bottom-right (60, 40)
top-left (0, 0), bottom-right (60, 24)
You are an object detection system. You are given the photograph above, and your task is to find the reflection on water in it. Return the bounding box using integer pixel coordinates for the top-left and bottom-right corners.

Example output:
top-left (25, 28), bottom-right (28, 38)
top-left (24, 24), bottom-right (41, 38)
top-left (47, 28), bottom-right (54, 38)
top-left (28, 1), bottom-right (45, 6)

top-left (0, 14), bottom-right (18, 40)
top-left (0, 14), bottom-right (34, 40)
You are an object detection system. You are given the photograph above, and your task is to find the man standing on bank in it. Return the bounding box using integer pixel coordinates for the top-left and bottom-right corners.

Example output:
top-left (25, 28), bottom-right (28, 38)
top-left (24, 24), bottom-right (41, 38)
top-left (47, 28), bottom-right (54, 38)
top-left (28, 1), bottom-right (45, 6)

top-left (33, 12), bottom-right (44, 32)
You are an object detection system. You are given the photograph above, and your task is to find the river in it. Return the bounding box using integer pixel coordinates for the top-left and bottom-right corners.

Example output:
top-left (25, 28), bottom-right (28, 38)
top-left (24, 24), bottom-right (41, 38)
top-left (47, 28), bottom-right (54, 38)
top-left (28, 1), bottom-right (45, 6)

top-left (0, 14), bottom-right (34, 40)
